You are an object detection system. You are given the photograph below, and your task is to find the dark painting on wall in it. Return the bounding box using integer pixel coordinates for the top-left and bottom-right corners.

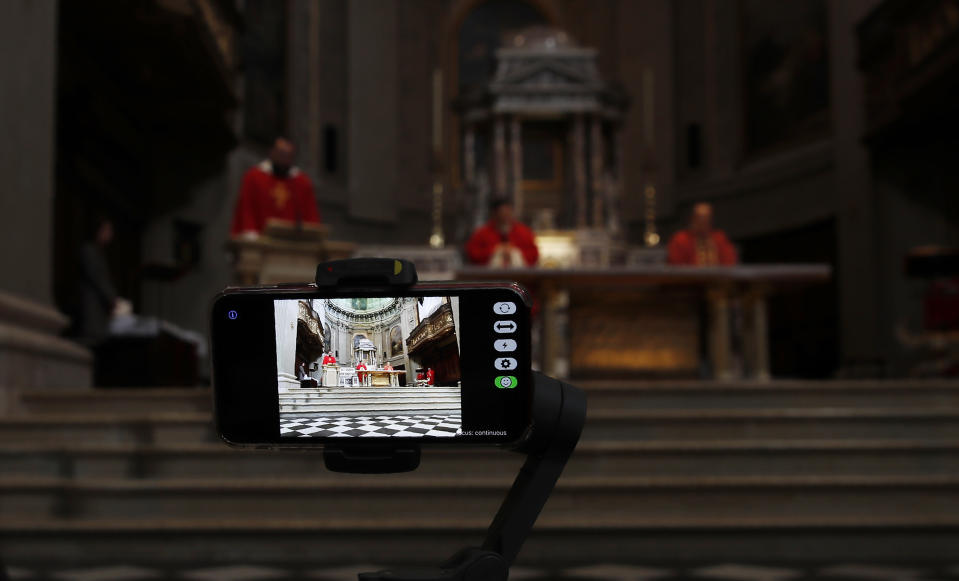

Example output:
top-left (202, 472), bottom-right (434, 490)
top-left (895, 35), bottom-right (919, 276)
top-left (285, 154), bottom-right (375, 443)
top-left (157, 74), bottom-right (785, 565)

top-left (390, 326), bottom-right (402, 357)
top-left (742, 0), bottom-right (830, 153)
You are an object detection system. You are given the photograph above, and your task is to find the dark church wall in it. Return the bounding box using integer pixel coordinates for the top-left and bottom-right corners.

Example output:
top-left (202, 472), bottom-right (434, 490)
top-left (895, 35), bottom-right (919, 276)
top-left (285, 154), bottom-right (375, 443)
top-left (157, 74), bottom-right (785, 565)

top-left (666, 0), bottom-right (904, 376)
top-left (740, 220), bottom-right (840, 378)
top-left (53, 0), bottom-right (239, 339)
top-left (872, 145), bottom-right (959, 375)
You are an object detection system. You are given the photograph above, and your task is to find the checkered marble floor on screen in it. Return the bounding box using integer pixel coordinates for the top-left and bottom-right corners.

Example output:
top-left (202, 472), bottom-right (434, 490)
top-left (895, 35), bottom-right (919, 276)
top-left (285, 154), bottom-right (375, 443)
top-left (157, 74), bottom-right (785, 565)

top-left (279, 413), bottom-right (462, 438)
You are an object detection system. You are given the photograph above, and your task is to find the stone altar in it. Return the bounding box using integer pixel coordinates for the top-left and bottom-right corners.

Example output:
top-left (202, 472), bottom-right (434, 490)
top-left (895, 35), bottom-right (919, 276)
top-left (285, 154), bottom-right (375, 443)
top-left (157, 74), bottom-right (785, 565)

top-left (368, 370), bottom-right (402, 387)
top-left (457, 264), bottom-right (831, 381)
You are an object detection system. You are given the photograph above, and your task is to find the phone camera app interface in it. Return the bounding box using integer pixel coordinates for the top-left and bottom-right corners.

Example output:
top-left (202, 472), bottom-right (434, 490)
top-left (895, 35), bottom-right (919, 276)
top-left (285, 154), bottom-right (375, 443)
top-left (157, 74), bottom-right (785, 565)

top-left (275, 297), bottom-right (462, 439)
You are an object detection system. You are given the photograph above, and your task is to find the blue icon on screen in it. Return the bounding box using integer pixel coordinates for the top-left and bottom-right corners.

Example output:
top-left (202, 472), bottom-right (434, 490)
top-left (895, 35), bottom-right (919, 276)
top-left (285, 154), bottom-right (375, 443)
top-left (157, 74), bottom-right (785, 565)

top-left (227, 310), bottom-right (238, 320)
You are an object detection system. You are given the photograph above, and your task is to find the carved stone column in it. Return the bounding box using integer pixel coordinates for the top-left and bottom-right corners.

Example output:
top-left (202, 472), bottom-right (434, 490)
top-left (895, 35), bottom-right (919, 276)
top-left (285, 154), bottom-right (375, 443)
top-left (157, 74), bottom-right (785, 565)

top-left (461, 123), bottom-right (478, 233)
top-left (0, 1), bottom-right (92, 399)
top-left (590, 116), bottom-right (605, 229)
top-left (707, 285), bottom-right (735, 380)
top-left (348, 0), bottom-right (397, 222)
top-left (493, 115), bottom-right (508, 198)
top-left (609, 126), bottom-right (624, 234)
top-left (463, 124), bottom-right (476, 188)
top-left (743, 283), bottom-right (772, 381)
top-left (572, 114), bottom-right (587, 229)
top-left (541, 281), bottom-right (570, 379)
top-left (510, 115), bottom-right (523, 216)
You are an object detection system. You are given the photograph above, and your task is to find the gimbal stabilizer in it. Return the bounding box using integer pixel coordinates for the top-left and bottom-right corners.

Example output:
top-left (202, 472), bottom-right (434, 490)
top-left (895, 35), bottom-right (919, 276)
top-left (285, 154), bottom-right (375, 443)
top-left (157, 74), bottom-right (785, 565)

top-left (315, 258), bottom-right (587, 581)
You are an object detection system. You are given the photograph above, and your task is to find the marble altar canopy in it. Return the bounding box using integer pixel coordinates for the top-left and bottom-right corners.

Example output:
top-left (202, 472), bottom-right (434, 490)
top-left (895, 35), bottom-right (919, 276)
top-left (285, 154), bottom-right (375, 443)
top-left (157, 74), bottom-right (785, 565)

top-left (454, 26), bottom-right (628, 234)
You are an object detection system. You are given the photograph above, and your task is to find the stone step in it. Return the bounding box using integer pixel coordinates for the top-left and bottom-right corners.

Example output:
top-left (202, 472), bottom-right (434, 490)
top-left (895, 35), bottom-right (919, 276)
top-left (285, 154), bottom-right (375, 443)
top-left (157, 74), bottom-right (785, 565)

top-left (18, 381), bottom-right (959, 416)
top-left (3, 475), bottom-right (959, 522)
top-left (578, 379), bottom-right (959, 409)
top-left (17, 388), bottom-right (212, 414)
top-left (3, 516), bottom-right (958, 565)
top-left (279, 401), bottom-right (461, 413)
top-left (2, 440), bottom-right (959, 479)
top-left (278, 395), bottom-right (460, 403)
top-left (585, 408), bottom-right (959, 440)
top-left (2, 408), bottom-right (959, 443)
top-left (0, 413), bottom-right (217, 444)
top-left (281, 388), bottom-right (460, 396)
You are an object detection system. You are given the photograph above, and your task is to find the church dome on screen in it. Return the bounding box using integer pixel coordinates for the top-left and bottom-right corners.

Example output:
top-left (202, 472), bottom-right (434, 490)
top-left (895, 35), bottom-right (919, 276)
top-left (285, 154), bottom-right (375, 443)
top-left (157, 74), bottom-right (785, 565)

top-left (329, 297), bottom-right (397, 314)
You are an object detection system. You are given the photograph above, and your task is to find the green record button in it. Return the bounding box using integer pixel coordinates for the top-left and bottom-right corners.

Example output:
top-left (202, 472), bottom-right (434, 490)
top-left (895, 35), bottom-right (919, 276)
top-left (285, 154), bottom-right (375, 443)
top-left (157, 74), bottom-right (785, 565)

top-left (495, 375), bottom-right (517, 389)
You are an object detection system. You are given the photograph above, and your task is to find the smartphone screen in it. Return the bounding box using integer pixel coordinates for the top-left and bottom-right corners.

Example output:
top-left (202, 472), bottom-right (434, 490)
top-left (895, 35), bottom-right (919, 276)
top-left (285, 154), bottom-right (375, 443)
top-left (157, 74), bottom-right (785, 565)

top-left (211, 283), bottom-right (533, 446)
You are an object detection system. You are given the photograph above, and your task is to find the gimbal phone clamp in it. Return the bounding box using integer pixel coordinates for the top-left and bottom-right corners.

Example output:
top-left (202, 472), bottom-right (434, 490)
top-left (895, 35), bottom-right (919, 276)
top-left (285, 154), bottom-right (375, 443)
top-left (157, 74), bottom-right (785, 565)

top-left (314, 258), bottom-right (587, 581)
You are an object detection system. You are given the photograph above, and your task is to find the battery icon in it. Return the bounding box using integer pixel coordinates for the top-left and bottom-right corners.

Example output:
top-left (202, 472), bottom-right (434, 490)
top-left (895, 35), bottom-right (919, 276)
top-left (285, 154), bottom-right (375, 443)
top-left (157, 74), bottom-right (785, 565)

top-left (495, 375), bottom-right (517, 389)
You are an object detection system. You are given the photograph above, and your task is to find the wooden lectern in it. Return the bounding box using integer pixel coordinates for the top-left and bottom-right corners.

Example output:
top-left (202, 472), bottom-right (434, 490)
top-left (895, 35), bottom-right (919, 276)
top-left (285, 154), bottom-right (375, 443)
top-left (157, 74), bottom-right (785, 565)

top-left (227, 219), bottom-right (355, 285)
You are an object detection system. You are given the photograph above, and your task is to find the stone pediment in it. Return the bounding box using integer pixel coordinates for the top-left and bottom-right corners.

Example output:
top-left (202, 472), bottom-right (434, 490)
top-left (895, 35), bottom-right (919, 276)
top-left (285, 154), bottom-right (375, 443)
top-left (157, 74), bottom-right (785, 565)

top-left (491, 59), bottom-right (602, 93)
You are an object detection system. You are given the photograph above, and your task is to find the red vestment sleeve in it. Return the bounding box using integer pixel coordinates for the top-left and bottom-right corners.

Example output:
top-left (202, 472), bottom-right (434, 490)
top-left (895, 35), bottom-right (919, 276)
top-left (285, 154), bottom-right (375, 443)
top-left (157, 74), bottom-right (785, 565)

top-left (465, 225), bottom-right (498, 265)
top-left (231, 171), bottom-right (261, 236)
top-left (294, 175), bottom-right (322, 225)
top-left (714, 231), bottom-right (738, 265)
top-left (667, 231), bottom-right (695, 265)
top-left (511, 223), bottom-right (539, 266)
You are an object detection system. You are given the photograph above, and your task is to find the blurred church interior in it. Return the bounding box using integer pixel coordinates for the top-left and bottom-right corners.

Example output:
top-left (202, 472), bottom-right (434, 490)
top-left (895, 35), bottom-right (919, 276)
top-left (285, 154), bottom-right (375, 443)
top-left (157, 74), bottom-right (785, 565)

top-left (2, 0), bottom-right (959, 578)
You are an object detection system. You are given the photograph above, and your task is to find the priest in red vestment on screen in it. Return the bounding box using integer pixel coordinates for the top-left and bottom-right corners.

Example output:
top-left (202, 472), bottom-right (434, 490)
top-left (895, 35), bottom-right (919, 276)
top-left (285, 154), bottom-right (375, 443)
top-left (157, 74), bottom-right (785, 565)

top-left (465, 198), bottom-right (539, 267)
top-left (667, 202), bottom-right (738, 266)
top-left (230, 137), bottom-right (322, 238)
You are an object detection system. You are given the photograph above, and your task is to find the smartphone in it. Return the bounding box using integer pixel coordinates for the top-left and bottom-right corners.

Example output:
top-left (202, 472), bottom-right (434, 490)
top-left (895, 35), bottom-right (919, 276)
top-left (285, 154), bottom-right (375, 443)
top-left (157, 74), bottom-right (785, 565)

top-left (211, 281), bottom-right (533, 447)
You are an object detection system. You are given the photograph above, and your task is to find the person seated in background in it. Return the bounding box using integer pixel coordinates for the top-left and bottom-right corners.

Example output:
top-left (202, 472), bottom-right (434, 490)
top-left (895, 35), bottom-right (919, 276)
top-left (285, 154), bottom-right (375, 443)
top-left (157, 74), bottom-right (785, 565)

top-left (76, 215), bottom-right (132, 347)
top-left (465, 197), bottom-right (539, 267)
top-left (230, 137), bottom-right (322, 239)
top-left (297, 361), bottom-right (317, 388)
top-left (667, 202), bottom-right (738, 266)
top-left (383, 361), bottom-right (394, 372)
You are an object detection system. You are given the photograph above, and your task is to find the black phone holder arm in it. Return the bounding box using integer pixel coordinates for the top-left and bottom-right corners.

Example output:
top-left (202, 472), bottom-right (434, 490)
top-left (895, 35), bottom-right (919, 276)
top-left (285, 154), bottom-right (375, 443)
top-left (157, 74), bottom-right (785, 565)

top-left (312, 258), bottom-right (587, 580)
top-left (357, 373), bottom-right (586, 581)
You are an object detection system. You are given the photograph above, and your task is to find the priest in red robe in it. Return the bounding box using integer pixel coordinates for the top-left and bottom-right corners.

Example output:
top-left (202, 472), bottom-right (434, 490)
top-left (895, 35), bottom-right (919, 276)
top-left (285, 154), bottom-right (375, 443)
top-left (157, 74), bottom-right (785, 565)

top-left (321, 352), bottom-right (336, 365)
top-left (465, 198), bottom-right (539, 267)
top-left (355, 361), bottom-right (368, 384)
top-left (667, 202), bottom-right (738, 266)
top-left (425, 367), bottom-right (435, 386)
top-left (230, 137), bottom-right (322, 238)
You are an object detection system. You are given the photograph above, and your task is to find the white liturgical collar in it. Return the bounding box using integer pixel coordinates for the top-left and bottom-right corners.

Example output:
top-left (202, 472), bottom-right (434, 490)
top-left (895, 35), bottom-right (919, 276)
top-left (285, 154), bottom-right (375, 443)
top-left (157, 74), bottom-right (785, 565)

top-left (258, 159), bottom-right (301, 177)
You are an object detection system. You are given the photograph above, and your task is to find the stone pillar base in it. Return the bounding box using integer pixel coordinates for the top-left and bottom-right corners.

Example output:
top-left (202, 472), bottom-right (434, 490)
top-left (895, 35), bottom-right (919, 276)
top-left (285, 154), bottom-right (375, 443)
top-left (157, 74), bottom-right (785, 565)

top-left (0, 291), bottom-right (92, 413)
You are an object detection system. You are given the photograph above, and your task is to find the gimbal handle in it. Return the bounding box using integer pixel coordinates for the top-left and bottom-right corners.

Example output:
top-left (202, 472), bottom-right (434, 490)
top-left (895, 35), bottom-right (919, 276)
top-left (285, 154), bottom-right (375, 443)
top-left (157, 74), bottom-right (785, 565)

top-left (357, 373), bottom-right (587, 581)
top-left (309, 258), bottom-right (587, 580)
